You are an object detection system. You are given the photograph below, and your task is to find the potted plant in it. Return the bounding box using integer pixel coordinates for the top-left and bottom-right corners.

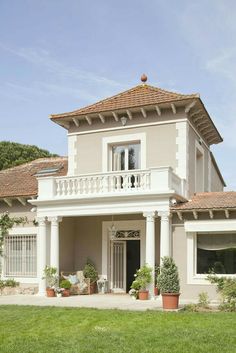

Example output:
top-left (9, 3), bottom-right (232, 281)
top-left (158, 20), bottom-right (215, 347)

top-left (132, 264), bottom-right (152, 300)
top-left (42, 266), bottom-right (58, 297)
top-left (83, 259), bottom-right (98, 294)
top-left (157, 256), bottom-right (180, 309)
top-left (59, 279), bottom-right (72, 297)
top-left (154, 265), bottom-right (160, 296)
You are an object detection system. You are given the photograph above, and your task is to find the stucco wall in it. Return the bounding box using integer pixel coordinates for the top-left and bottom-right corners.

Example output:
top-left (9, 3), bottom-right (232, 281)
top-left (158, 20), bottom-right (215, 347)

top-left (0, 200), bottom-right (36, 227)
top-left (211, 160), bottom-right (224, 191)
top-left (188, 126), bottom-right (210, 196)
top-left (172, 224), bottom-right (218, 300)
top-left (69, 119), bottom-right (178, 175)
top-left (59, 214), bottom-right (160, 279)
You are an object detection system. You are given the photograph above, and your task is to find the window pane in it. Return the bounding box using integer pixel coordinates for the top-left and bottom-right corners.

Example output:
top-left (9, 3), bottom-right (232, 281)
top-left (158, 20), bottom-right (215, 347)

top-left (197, 234), bottom-right (236, 274)
top-left (4, 235), bottom-right (37, 277)
top-left (112, 146), bottom-right (125, 171)
top-left (128, 144), bottom-right (140, 170)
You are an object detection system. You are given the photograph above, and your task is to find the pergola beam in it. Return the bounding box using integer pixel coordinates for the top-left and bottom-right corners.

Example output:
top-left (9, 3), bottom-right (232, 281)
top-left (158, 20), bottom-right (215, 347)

top-left (209, 210), bottom-right (214, 219)
top-left (177, 211), bottom-right (183, 221)
top-left (98, 114), bottom-right (105, 124)
top-left (171, 103), bottom-right (176, 114)
top-left (72, 118), bottom-right (79, 127)
top-left (112, 111), bottom-right (119, 122)
top-left (141, 108), bottom-right (147, 118)
top-left (85, 116), bottom-right (92, 125)
top-left (126, 110), bottom-right (133, 120)
top-left (193, 210), bottom-right (198, 220)
top-left (185, 101), bottom-right (196, 113)
top-left (155, 105), bottom-right (161, 116)
top-left (3, 198), bottom-right (12, 207)
top-left (189, 109), bottom-right (202, 118)
top-left (17, 197), bottom-right (26, 206)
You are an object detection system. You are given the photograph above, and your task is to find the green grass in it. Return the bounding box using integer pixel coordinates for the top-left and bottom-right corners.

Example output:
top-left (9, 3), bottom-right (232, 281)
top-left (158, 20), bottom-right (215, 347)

top-left (0, 306), bottom-right (235, 353)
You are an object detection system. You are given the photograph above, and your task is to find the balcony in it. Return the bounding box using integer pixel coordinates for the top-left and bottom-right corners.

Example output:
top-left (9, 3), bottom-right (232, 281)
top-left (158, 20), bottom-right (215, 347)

top-left (37, 167), bottom-right (186, 201)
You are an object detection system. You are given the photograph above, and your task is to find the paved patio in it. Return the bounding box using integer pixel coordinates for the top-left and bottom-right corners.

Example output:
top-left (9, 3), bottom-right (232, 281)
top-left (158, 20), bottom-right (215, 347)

top-left (0, 294), bottom-right (197, 311)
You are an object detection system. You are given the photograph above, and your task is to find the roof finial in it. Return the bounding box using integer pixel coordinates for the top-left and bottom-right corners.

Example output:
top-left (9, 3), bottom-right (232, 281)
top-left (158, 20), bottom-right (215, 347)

top-left (141, 74), bottom-right (147, 83)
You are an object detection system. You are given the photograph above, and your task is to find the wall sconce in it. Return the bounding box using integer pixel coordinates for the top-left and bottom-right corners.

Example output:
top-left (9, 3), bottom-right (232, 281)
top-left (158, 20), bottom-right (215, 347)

top-left (120, 116), bottom-right (127, 126)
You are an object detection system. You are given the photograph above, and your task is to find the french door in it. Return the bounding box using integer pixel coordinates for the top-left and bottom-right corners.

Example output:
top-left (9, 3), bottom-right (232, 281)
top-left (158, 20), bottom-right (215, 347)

top-left (111, 241), bottom-right (126, 292)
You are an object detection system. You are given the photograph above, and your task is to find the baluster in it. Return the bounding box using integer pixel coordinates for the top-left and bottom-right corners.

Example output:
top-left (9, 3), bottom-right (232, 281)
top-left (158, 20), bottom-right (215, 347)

top-left (110, 175), bottom-right (115, 192)
top-left (56, 180), bottom-right (60, 196)
top-left (116, 175), bottom-right (121, 191)
top-left (99, 177), bottom-right (103, 193)
top-left (77, 178), bottom-right (81, 194)
top-left (134, 173), bottom-right (138, 189)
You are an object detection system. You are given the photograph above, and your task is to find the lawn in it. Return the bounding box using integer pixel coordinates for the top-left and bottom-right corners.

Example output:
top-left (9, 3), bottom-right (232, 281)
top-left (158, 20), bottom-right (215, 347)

top-left (0, 306), bottom-right (235, 353)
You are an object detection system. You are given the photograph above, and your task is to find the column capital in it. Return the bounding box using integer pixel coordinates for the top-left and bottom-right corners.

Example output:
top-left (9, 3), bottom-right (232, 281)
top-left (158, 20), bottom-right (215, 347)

top-left (48, 216), bottom-right (62, 225)
top-left (158, 211), bottom-right (171, 221)
top-left (143, 211), bottom-right (158, 221)
top-left (36, 216), bottom-right (47, 226)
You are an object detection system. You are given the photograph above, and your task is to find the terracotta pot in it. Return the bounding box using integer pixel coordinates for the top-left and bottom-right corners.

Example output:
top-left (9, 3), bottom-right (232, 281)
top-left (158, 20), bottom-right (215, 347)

top-left (46, 288), bottom-right (55, 297)
top-left (138, 290), bottom-right (149, 300)
top-left (62, 289), bottom-right (70, 297)
top-left (90, 282), bottom-right (97, 294)
top-left (161, 293), bottom-right (180, 309)
top-left (154, 287), bottom-right (159, 296)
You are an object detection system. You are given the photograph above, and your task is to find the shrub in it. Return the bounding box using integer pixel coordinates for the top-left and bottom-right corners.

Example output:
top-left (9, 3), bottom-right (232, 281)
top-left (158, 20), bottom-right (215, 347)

top-left (83, 260), bottom-right (98, 283)
top-left (4, 279), bottom-right (19, 287)
top-left (207, 273), bottom-right (236, 311)
top-left (131, 265), bottom-right (152, 291)
top-left (60, 279), bottom-right (72, 290)
top-left (42, 266), bottom-right (58, 288)
top-left (198, 292), bottom-right (210, 308)
top-left (157, 256), bottom-right (180, 294)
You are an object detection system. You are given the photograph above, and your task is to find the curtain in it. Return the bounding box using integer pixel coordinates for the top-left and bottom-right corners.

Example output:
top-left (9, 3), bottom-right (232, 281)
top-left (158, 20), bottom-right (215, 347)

top-left (197, 234), bottom-right (236, 251)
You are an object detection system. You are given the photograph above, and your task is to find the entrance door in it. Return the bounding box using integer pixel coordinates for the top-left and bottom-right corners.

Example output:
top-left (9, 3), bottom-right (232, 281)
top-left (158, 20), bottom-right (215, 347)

top-left (126, 240), bottom-right (140, 292)
top-left (111, 241), bottom-right (126, 292)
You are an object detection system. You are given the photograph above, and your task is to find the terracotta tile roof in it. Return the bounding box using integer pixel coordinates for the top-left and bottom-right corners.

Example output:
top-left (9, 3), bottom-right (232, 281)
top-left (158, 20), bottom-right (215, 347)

top-left (172, 192), bottom-right (236, 211)
top-left (0, 157), bottom-right (68, 199)
top-left (51, 84), bottom-right (199, 119)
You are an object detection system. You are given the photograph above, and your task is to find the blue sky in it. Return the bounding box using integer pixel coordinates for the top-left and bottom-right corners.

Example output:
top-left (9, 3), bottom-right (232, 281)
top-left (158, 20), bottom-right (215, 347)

top-left (0, 0), bottom-right (236, 189)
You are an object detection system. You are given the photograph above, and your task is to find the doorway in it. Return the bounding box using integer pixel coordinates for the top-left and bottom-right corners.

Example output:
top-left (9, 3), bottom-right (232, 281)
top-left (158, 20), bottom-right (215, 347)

top-left (111, 239), bottom-right (140, 293)
top-left (126, 240), bottom-right (140, 292)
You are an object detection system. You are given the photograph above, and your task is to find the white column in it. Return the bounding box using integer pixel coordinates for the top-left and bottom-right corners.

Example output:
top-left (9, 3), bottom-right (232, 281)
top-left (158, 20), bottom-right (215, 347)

top-left (159, 211), bottom-right (171, 261)
top-left (37, 217), bottom-right (47, 296)
top-left (49, 216), bottom-right (62, 273)
top-left (143, 211), bottom-right (157, 298)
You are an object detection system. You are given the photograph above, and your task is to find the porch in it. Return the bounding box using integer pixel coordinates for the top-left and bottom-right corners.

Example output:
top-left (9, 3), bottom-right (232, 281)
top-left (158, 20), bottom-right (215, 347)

top-left (37, 212), bottom-right (172, 296)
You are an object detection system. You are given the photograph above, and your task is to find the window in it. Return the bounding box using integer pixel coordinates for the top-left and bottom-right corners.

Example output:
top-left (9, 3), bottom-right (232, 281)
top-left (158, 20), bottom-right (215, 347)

top-left (197, 233), bottom-right (236, 274)
top-left (4, 234), bottom-right (37, 277)
top-left (112, 143), bottom-right (140, 171)
top-left (195, 144), bottom-right (204, 192)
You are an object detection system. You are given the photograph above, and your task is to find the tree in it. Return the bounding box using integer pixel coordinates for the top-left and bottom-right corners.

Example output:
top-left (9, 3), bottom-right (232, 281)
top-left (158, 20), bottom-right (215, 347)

top-left (0, 141), bottom-right (58, 170)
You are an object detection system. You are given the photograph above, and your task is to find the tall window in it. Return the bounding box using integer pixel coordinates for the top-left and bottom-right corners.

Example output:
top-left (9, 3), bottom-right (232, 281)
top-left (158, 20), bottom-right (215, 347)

top-left (4, 234), bottom-right (37, 277)
top-left (112, 143), bottom-right (140, 171)
top-left (197, 233), bottom-right (236, 274)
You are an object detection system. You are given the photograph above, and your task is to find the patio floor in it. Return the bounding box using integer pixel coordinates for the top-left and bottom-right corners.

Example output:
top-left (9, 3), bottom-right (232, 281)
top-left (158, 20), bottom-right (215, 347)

top-left (0, 294), bottom-right (197, 311)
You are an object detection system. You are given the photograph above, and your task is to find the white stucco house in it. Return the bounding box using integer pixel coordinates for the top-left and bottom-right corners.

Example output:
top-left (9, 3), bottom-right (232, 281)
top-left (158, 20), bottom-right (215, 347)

top-left (1, 75), bottom-right (236, 300)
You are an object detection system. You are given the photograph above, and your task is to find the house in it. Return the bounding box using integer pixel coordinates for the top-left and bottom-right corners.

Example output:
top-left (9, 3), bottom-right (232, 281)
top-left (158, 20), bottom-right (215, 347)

top-left (1, 75), bottom-right (236, 300)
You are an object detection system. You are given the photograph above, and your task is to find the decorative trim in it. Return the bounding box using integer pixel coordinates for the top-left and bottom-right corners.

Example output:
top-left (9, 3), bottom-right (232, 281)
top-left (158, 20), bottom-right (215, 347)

top-left (68, 118), bottom-right (187, 137)
top-left (176, 121), bottom-right (188, 196)
top-left (8, 227), bottom-right (38, 235)
top-left (114, 230), bottom-right (140, 239)
top-left (195, 139), bottom-right (205, 192)
top-left (185, 219), bottom-right (236, 233)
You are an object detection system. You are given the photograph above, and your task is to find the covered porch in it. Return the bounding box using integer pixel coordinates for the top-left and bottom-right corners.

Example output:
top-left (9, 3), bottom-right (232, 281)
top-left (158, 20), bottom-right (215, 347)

top-left (37, 210), bottom-right (172, 297)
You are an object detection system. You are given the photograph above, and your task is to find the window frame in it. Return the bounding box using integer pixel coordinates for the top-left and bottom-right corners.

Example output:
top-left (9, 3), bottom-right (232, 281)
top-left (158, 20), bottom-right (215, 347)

top-left (102, 133), bottom-right (146, 172)
top-left (185, 220), bottom-right (236, 285)
top-left (1, 227), bottom-right (38, 282)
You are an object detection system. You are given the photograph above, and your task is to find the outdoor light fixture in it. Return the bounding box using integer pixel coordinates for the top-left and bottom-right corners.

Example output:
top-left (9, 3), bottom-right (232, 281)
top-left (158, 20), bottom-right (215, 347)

top-left (120, 116), bottom-right (127, 126)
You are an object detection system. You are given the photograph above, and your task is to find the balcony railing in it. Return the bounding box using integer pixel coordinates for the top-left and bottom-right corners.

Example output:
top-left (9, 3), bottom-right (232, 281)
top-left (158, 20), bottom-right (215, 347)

top-left (37, 167), bottom-right (186, 200)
